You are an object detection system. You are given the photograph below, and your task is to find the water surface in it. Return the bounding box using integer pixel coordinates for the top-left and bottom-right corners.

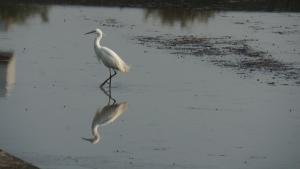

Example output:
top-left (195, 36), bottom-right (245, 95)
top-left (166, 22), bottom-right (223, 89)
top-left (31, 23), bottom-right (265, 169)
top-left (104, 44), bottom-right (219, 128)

top-left (0, 5), bottom-right (300, 169)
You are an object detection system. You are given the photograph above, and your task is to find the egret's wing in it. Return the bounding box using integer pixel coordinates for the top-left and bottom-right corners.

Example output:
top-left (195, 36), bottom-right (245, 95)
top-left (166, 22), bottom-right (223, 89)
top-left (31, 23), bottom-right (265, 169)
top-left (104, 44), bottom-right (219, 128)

top-left (101, 47), bottom-right (119, 58)
top-left (97, 47), bottom-right (118, 69)
top-left (100, 47), bottom-right (130, 72)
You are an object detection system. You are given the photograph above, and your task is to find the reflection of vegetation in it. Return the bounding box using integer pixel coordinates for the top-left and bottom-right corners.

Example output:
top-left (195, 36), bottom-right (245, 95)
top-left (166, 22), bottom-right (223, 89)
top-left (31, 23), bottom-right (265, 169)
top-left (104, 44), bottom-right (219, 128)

top-left (221, 0), bottom-right (300, 11)
top-left (4, 0), bottom-right (300, 11)
top-left (0, 4), bottom-right (49, 31)
top-left (144, 8), bottom-right (216, 28)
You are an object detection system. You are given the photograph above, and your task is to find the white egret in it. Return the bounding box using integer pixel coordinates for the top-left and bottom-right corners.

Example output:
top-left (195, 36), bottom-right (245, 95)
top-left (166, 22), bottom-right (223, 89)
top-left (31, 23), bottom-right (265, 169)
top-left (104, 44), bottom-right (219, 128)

top-left (85, 28), bottom-right (130, 88)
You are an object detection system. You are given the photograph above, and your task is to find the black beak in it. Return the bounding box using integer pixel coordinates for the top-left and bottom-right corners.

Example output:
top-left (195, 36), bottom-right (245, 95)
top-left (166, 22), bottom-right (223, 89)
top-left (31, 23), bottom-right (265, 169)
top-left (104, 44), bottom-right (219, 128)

top-left (81, 137), bottom-right (92, 142)
top-left (84, 30), bottom-right (96, 35)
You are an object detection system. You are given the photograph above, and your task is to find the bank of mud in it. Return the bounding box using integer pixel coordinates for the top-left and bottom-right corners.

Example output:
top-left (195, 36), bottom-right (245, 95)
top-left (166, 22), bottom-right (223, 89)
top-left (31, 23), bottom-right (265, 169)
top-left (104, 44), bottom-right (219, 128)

top-left (0, 149), bottom-right (40, 169)
top-left (134, 34), bottom-right (300, 86)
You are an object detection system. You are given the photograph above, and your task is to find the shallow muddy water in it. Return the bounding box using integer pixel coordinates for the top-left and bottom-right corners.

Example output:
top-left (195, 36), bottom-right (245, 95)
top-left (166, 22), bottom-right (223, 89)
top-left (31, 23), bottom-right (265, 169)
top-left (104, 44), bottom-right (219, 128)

top-left (0, 5), bottom-right (300, 169)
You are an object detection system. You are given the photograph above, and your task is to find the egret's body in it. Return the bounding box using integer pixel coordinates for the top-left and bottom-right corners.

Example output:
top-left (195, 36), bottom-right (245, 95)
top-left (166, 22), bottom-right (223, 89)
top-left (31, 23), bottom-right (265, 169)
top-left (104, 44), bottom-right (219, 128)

top-left (86, 28), bottom-right (130, 87)
top-left (94, 45), bottom-right (129, 73)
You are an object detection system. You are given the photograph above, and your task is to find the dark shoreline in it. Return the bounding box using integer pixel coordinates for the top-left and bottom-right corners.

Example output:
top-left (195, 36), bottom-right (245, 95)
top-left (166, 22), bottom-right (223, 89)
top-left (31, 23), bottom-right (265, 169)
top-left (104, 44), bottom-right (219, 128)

top-left (0, 149), bottom-right (39, 169)
top-left (1, 0), bottom-right (300, 11)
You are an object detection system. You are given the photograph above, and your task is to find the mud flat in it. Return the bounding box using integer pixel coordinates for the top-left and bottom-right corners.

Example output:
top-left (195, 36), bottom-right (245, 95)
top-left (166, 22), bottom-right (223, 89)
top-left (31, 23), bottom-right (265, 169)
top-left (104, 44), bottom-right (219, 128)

top-left (0, 149), bottom-right (39, 169)
top-left (134, 34), bottom-right (300, 86)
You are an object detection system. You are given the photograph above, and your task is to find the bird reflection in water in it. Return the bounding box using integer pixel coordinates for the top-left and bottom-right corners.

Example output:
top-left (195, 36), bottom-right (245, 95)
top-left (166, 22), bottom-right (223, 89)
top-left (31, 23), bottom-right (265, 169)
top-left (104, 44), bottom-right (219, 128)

top-left (82, 81), bottom-right (128, 144)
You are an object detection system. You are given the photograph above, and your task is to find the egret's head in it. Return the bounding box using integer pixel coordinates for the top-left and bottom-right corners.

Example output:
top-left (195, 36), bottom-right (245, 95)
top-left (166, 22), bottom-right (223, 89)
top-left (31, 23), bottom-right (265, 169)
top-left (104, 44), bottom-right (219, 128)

top-left (85, 28), bottom-right (103, 37)
top-left (95, 28), bottom-right (103, 36)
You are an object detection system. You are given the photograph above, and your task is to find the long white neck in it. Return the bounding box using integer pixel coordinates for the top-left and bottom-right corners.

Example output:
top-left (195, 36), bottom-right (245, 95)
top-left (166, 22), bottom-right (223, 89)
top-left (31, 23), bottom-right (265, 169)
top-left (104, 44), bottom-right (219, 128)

top-left (95, 34), bottom-right (102, 48)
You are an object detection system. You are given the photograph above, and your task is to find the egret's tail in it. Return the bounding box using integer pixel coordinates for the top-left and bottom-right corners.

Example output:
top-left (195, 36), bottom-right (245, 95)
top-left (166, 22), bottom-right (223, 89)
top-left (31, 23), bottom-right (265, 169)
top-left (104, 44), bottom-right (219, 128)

top-left (119, 62), bottom-right (130, 73)
top-left (123, 63), bottom-right (130, 73)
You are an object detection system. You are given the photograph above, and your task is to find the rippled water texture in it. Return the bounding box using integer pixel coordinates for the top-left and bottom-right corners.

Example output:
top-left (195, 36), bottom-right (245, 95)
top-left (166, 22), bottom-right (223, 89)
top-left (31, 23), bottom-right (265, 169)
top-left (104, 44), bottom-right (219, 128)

top-left (0, 4), bottom-right (300, 169)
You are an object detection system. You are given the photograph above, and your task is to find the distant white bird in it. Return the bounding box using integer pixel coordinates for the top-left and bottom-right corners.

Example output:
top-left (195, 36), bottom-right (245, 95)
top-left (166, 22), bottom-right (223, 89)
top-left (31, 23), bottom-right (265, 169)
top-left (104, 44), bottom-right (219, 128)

top-left (82, 101), bottom-right (128, 144)
top-left (85, 28), bottom-right (130, 87)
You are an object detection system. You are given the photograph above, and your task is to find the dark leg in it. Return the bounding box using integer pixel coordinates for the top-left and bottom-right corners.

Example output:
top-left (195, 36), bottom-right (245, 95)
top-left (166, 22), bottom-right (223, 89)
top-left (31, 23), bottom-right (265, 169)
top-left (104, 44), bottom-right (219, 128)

top-left (112, 69), bottom-right (117, 78)
top-left (109, 93), bottom-right (116, 105)
top-left (108, 69), bottom-right (117, 104)
top-left (100, 69), bottom-right (117, 88)
top-left (100, 85), bottom-right (116, 105)
top-left (111, 97), bottom-right (116, 104)
top-left (100, 68), bottom-right (116, 104)
top-left (109, 69), bottom-right (112, 89)
top-left (109, 69), bottom-right (117, 87)
top-left (100, 68), bottom-right (112, 88)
